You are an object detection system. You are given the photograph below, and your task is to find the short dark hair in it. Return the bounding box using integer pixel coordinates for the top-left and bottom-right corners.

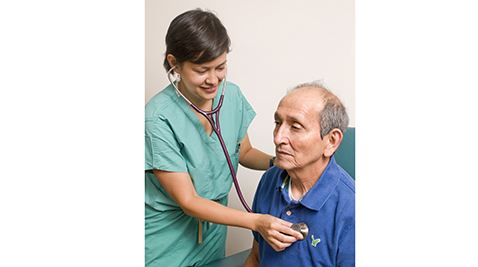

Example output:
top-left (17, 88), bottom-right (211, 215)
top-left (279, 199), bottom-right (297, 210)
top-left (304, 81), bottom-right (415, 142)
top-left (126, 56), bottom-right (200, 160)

top-left (289, 81), bottom-right (349, 138)
top-left (163, 9), bottom-right (231, 72)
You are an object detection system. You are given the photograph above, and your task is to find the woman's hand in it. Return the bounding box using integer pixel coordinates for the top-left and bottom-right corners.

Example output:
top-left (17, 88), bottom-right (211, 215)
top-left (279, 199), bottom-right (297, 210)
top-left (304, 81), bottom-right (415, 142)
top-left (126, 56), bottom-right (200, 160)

top-left (253, 214), bottom-right (303, 252)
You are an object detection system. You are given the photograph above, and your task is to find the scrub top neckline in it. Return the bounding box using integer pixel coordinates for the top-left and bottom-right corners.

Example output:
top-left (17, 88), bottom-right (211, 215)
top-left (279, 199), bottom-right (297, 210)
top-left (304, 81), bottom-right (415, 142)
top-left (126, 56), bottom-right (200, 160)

top-left (173, 81), bottom-right (225, 144)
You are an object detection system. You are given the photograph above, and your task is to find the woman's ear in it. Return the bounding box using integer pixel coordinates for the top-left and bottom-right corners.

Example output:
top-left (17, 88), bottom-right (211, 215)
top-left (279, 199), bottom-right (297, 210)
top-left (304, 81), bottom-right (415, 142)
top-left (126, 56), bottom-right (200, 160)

top-left (167, 54), bottom-right (179, 73)
top-left (324, 129), bottom-right (343, 157)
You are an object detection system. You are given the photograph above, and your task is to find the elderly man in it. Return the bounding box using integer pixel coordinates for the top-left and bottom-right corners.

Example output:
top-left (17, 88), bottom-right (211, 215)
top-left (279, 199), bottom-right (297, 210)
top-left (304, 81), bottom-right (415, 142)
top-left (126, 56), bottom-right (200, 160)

top-left (244, 82), bottom-right (355, 267)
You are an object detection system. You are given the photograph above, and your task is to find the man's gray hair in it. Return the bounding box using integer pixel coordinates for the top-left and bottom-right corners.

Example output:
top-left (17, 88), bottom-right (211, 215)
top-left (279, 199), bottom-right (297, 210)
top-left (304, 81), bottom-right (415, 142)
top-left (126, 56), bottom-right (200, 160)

top-left (289, 81), bottom-right (349, 138)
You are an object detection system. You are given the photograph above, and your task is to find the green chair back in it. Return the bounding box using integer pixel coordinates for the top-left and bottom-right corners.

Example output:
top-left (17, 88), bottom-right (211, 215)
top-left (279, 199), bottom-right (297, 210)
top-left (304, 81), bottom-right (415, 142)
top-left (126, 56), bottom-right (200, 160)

top-left (334, 127), bottom-right (355, 179)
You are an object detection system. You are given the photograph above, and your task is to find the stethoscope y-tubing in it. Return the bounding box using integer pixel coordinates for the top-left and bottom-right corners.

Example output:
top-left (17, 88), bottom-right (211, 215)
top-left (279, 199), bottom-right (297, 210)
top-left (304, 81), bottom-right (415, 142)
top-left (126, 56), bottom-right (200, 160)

top-left (167, 66), bottom-right (252, 213)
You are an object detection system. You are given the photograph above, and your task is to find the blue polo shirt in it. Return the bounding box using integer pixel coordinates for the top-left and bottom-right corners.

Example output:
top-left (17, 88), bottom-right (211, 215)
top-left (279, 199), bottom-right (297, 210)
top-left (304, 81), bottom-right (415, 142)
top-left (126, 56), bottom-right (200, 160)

top-left (252, 155), bottom-right (355, 267)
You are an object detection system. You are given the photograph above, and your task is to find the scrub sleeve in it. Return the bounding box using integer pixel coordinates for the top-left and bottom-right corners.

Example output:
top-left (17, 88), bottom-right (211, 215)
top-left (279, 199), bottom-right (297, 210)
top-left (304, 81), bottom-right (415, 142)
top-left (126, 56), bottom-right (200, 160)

top-left (145, 81), bottom-right (256, 267)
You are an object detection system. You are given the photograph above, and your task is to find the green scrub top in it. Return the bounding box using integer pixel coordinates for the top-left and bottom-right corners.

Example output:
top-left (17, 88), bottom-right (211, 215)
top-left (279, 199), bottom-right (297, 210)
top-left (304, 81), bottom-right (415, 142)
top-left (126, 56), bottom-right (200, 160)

top-left (145, 81), bottom-right (256, 267)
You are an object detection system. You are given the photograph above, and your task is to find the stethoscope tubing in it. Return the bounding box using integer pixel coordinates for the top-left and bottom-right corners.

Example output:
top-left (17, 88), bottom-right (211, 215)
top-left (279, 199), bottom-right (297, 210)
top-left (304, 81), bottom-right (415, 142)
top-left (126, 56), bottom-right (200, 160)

top-left (167, 66), bottom-right (252, 213)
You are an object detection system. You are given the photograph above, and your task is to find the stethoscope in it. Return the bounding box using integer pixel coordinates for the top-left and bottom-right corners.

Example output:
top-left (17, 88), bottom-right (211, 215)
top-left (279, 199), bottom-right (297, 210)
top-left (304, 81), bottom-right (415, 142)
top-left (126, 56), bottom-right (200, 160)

top-left (167, 65), bottom-right (252, 213)
top-left (167, 65), bottom-right (309, 240)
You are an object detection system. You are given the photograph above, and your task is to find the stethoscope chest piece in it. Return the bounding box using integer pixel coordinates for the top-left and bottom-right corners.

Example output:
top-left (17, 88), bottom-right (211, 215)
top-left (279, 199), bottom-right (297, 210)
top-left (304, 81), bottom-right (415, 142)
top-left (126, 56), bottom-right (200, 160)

top-left (291, 222), bottom-right (309, 240)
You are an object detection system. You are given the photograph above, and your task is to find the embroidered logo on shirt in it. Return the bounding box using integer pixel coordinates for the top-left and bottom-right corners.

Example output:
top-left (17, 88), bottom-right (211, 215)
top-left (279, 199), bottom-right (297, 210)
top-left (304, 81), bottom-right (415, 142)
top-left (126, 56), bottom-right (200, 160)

top-left (311, 235), bottom-right (321, 247)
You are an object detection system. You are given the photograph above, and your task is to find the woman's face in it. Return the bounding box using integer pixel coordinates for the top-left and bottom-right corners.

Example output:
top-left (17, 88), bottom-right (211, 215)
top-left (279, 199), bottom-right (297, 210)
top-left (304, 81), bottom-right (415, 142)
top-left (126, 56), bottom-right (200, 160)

top-left (176, 52), bottom-right (227, 107)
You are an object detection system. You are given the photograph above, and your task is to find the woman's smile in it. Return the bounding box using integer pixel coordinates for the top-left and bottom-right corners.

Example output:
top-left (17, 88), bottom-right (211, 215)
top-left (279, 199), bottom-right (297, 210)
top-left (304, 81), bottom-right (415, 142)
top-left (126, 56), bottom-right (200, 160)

top-left (200, 84), bottom-right (219, 94)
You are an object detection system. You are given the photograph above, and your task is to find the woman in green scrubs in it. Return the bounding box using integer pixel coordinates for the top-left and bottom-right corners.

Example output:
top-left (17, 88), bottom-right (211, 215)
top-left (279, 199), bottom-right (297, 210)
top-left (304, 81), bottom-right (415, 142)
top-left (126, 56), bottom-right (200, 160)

top-left (145, 9), bottom-right (302, 267)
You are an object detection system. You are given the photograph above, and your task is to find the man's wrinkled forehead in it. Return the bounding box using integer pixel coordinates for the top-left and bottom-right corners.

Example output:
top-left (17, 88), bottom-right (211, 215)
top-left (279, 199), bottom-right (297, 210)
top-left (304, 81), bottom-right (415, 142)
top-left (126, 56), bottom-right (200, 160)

top-left (274, 108), bottom-right (306, 123)
top-left (276, 88), bottom-right (325, 116)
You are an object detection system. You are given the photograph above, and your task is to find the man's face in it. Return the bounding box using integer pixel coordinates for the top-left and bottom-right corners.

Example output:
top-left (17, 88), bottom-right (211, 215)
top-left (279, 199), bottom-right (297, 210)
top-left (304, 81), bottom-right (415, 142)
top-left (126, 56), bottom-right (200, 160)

top-left (273, 88), bottom-right (328, 173)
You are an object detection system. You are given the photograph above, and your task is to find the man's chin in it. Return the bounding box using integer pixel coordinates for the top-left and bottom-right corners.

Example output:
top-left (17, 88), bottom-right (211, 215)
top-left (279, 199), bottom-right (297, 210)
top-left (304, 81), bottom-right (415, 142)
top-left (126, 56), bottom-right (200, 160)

top-left (275, 161), bottom-right (292, 171)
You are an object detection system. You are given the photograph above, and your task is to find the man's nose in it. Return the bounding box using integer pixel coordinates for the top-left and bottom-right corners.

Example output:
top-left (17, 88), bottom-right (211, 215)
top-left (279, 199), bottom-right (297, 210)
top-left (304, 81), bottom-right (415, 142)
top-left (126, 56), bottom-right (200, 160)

top-left (274, 126), bottom-right (287, 146)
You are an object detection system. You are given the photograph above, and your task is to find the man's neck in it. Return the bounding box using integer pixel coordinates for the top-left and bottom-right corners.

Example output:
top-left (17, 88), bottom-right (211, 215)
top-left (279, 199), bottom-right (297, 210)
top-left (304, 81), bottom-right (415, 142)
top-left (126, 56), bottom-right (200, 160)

top-left (288, 157), bottom-right (330, 200)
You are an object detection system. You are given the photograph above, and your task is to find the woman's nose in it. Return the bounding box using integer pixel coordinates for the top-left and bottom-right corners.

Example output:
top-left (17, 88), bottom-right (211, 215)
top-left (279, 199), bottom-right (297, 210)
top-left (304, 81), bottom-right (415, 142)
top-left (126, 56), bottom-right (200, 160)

top-left (206, 71), bottom-right (218, 85)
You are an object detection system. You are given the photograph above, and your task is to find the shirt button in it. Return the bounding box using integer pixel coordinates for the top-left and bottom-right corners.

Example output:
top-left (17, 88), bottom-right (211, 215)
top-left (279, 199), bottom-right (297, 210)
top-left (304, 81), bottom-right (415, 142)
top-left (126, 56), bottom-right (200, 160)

top-left (286, 211), bottom-right (292, 216)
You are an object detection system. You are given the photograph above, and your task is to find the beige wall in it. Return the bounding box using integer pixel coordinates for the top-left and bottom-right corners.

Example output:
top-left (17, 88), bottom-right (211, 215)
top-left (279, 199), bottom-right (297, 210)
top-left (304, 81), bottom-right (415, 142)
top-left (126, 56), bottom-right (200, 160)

top-left (145, 0), bottom-right (355, 256)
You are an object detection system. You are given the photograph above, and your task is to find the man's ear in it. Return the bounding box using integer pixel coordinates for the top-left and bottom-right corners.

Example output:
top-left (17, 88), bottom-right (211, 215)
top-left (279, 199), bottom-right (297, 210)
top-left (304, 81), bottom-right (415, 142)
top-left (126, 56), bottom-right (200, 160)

top-left (167, 54), bottom-right (179, 74)
top-left (324, 128), bottom-right (343, 157)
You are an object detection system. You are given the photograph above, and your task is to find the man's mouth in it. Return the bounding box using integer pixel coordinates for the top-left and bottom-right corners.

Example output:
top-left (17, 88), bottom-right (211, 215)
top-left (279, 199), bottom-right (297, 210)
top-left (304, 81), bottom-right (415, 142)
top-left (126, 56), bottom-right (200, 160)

top-left (276, 149), bottom-right (292, 157)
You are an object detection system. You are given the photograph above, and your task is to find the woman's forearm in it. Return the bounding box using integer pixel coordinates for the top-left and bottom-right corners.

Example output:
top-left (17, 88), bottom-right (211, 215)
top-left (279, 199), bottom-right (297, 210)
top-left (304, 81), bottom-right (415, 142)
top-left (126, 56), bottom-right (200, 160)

top-left (182, 196), bottom-right (301, 251)
top-left (239, 147), bottom-right (274, 170)
top-left (181, 195), bottom-right (260, 230)
top-left (238, 133), bottom-right (274, 170)
top-left (152, 169), bottom-right (301, 252)
top-left (154, 169), bottom-right (260, 230)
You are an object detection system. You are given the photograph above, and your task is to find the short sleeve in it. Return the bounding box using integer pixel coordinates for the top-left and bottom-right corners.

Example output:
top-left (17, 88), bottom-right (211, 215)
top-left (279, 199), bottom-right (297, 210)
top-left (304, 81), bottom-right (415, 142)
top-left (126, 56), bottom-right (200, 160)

top-left (145, 116), bottom-right (187, 172)
top-left (234, 86), bottom-right (256, 143)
